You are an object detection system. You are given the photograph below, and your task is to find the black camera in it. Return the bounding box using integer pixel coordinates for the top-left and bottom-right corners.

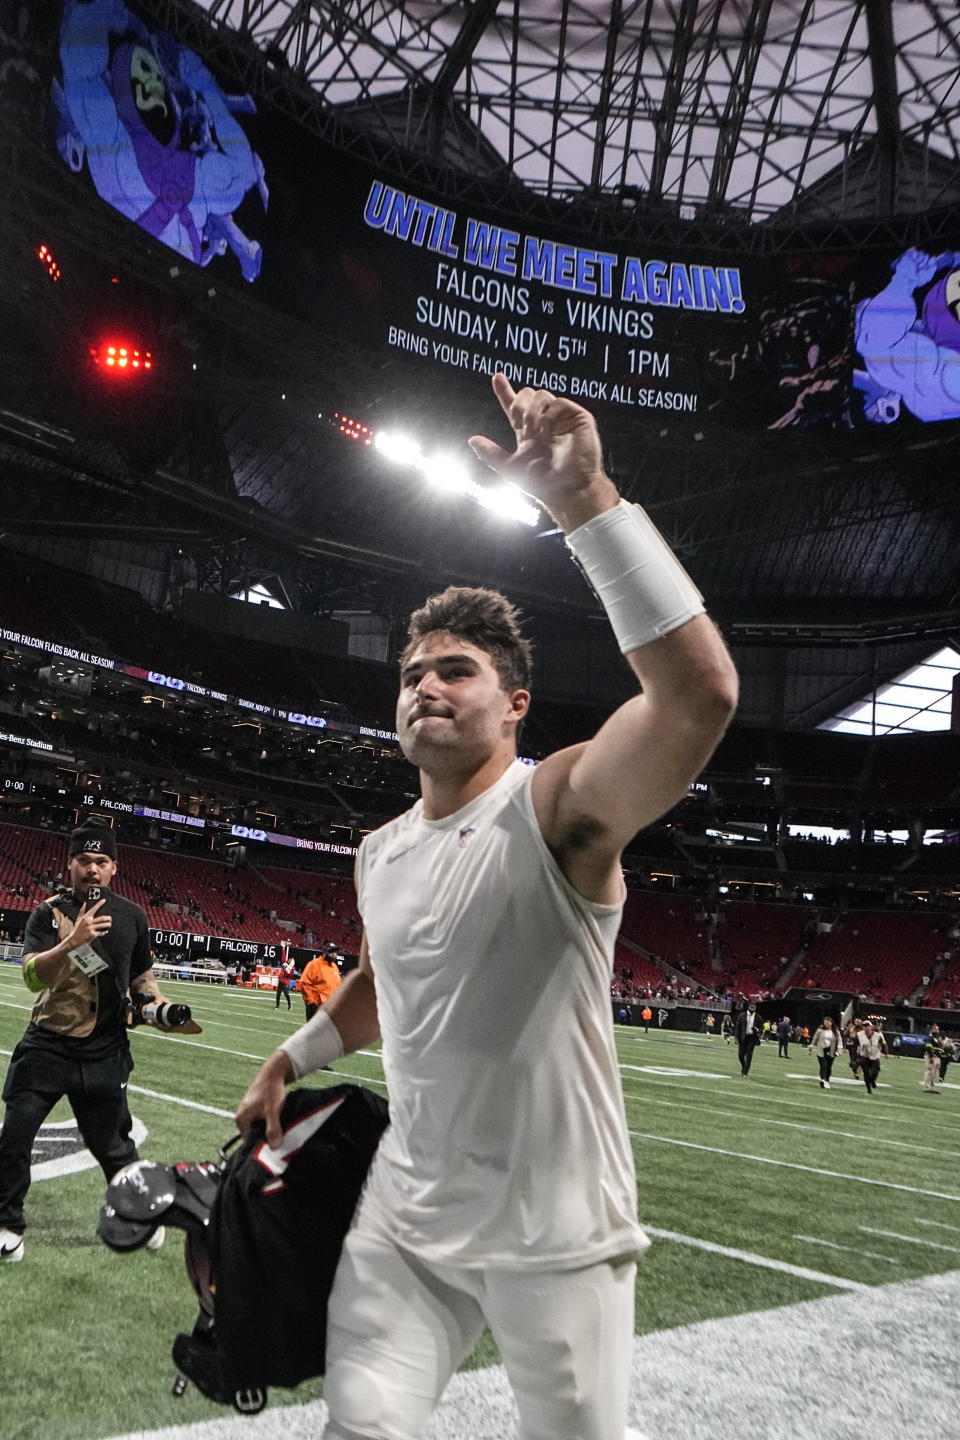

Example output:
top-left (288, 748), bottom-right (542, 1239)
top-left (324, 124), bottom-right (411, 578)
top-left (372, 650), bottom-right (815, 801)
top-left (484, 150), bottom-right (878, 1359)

top-left (129, 993), bottom-right (192, 1031)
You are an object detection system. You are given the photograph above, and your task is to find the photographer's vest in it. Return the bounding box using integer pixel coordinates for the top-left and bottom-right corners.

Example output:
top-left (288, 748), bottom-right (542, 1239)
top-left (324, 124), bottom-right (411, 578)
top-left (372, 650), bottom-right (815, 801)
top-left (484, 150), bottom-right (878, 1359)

top-left (24, 897), bottom-right (100, 1038)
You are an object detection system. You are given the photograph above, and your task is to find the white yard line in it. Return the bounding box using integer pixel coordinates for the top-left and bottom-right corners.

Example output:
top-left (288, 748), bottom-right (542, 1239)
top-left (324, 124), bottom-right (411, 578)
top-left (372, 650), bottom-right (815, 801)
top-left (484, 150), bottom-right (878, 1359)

top-left (129, 1031), bottom-right (271, 1062)
top-left (914, 1218), bottom-right (960, 1233)
top-left (792, 1234), bottom-right (902, 1266)
top-left (628, 1129), bottom-right (960, 1202)
top-left (640, 1224), bottom-right (868, 1291)
top-left (128, 1084), bottom-right (235, 1119)
top-left (619, 1085), bottom-right (956, 1158)
top-left (859, 1226), bottom-right (960, 1255)
top-left (617, 1064), bottom-right (960, 1136)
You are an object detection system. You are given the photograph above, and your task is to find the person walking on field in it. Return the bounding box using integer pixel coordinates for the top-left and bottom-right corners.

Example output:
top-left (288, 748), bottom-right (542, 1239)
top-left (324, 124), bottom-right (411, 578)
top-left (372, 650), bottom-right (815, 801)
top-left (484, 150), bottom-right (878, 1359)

top-left (235, 373), bottom-right (738, 1440)
top-left (922, 1024), bottom-right (944, 1093)
top-left (274, 953), bottom-right (296, 1010)
top-left (298, 945), bottom-right (342, 1022)
top-left (735, 1002), bottom-right (762, 1076)
top-left (857, 1020), bottom-right (886, 1094)
top-left (811, 1015), bottom-right (841, 1089)
top-left (0, 819), bottom-right (174, 1261)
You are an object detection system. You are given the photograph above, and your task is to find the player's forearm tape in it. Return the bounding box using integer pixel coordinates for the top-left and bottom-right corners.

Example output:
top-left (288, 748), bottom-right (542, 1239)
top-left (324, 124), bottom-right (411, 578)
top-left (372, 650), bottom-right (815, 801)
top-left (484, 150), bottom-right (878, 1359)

top-left (565, 498), bottom-right (705, 653)
top-left (22, 956), bottom-right (45, 993)
top-left (279, 1008), bottom-right (344, 1079)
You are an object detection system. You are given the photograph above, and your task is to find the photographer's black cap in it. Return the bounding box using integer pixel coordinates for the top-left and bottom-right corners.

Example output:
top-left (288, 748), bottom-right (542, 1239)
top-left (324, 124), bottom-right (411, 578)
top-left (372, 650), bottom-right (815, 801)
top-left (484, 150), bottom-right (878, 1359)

top-left (69, 818), bottom-right (117, 860)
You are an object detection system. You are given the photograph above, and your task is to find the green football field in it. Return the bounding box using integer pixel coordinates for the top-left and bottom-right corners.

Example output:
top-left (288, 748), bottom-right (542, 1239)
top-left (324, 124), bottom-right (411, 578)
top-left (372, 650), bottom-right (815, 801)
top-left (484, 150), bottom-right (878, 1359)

top-left (0, 964), bottom-right (957, 1440)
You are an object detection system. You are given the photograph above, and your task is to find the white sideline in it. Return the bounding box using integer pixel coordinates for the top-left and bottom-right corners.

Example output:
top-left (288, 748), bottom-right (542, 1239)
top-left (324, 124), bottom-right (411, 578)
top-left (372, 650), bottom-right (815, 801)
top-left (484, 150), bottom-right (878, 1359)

top-left (100, 1270), bottom-right (960, 1440)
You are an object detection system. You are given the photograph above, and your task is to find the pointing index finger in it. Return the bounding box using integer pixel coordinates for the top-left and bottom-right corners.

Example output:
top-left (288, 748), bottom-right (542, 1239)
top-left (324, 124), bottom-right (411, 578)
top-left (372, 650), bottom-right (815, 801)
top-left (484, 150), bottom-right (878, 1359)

top-left (491, 370), bottom-right (518, 418)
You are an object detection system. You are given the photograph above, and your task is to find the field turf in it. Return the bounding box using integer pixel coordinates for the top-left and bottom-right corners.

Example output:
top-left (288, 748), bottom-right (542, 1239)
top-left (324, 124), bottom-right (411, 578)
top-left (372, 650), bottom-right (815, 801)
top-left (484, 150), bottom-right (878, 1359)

top-left (0, 964), bottom-right (957, 1440)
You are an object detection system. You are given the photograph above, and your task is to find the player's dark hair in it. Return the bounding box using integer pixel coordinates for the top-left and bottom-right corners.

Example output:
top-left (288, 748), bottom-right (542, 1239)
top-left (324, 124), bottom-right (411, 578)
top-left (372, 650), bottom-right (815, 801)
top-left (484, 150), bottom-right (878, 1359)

top-left (402, 586), bottom-right (533, 692)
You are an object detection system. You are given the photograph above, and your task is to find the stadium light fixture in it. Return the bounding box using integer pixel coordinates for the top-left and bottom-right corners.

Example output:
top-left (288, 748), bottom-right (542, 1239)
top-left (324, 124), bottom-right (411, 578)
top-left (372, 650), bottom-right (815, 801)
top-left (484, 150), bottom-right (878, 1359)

top-left (374, 431), bottom-right (540, 527)
top-left (422, 454), bottom-right (472, 494)
top-left (374, 430), bottom-right (424, 468)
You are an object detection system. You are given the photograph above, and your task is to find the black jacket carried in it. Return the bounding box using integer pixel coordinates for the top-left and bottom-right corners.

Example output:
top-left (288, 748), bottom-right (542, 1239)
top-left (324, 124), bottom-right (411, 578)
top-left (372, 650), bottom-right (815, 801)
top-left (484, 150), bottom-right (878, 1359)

top-left (176, 1083), bottom-right (389, 1409)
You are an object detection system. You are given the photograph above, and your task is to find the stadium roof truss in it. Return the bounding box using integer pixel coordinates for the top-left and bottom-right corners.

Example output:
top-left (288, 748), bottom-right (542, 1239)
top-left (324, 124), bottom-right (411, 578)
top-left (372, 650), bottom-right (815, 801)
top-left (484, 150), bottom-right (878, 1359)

top-left (193, 0), bottom-right (960, 227)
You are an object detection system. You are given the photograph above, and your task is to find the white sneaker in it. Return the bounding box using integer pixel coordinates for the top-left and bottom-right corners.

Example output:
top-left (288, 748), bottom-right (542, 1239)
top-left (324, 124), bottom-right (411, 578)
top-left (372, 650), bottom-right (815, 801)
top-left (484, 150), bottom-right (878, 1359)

top-left (0, 1227), bottom-right (24, 1262)
top-left (145, 1225), bottom-right (166, 1252)
top-left (823, 1081), bottom-right (830, 1089)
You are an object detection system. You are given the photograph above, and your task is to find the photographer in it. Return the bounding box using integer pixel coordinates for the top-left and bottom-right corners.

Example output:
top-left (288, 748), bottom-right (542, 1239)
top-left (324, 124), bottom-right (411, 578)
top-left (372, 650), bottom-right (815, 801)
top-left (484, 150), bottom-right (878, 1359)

top-left (0, 819), bottom-right (172, 1262)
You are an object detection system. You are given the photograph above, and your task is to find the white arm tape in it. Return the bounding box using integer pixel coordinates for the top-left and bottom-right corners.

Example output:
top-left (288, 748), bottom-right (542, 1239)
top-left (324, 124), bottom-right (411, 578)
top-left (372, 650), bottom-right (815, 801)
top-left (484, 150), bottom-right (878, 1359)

top-left (279, 1007), bottom-right (344, 1079)
top-left (565, 497), bottom-right (705, 654)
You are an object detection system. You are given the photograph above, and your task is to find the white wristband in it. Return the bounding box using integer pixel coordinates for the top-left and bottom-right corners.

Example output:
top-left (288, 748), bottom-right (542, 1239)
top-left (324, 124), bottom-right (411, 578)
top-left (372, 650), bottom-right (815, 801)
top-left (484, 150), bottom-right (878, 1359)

top-left (565, 498), bottom-right (705, 654)
top-left (279, 1008), bottom-right (344, 1079)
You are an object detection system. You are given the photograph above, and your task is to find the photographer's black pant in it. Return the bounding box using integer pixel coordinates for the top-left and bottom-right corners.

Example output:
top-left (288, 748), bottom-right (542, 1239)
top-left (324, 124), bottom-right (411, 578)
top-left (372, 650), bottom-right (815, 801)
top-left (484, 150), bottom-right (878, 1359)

top-left (0, 1043), bottom-right (136, 1235)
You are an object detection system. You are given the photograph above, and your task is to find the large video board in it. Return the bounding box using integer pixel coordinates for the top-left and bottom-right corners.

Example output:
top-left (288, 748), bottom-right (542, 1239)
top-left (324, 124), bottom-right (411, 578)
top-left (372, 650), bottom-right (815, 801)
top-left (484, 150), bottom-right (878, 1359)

top-left (8, 1), bottom-right (960, 432)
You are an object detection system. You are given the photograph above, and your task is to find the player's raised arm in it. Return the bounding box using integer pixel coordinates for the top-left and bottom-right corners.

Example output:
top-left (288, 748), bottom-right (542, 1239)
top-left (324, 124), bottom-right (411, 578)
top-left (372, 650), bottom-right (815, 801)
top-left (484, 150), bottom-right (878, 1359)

top-left (470, 373), bottom-right (738, 898)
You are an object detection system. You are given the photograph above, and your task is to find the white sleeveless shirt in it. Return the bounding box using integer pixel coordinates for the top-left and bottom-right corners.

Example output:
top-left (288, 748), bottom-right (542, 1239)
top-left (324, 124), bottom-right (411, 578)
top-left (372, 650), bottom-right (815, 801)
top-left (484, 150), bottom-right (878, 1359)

top-left (356, 759), bottom-right (648, 1270)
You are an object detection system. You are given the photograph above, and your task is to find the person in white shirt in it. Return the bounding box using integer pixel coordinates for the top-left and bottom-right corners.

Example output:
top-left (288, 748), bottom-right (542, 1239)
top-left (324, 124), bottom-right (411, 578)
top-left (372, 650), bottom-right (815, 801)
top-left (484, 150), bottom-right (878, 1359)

top-left (811, 1015), bottom-right (841, 1088)
top-left (235, 374), bottom-right (738, 1440)
top-left (857, 1020), bottom-right (887, 1094)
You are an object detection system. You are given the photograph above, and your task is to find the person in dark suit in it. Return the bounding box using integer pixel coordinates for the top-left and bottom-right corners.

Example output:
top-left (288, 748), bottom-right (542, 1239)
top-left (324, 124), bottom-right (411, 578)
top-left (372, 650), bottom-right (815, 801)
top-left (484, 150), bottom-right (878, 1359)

top-left (735, 1002), bottom-right (762, 1076)
top-left (776, 1015), bottom-right (791, 1058)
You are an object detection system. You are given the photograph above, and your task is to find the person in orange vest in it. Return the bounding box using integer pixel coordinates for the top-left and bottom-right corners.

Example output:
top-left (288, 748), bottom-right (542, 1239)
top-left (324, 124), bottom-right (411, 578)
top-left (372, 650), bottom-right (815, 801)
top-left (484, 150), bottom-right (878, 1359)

top-left (640, 1005), bottom-right (652, 1034)
top-left (298, 945), bottom-right (342, 1022)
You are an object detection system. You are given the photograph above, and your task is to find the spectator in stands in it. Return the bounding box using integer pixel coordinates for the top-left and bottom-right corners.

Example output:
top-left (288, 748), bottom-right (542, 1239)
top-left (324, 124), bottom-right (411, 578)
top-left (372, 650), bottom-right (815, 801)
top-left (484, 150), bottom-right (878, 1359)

top-left (923, 1025), bottom-right (944, 1094)
top-left (811, 1016), bottom-right (840, 1089)
top-left (299, 946), bottom-right (342, 1022)
top-left (0, 819), bottom-right (172, 1263)
top-left (233, 374), bottom-right (737, 1440)
top-left (857, 1020), bottom-right (886, 1095)
top-left (274, 953), bottom-right (297, 1010)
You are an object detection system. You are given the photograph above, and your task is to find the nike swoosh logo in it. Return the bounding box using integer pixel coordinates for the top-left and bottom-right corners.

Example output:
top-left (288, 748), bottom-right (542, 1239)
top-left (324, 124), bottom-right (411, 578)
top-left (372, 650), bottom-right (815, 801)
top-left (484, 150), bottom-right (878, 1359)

top-left (385, 844), bottom-right (417, 864)
top-left (1, 1240), bottom-right (23, 1256)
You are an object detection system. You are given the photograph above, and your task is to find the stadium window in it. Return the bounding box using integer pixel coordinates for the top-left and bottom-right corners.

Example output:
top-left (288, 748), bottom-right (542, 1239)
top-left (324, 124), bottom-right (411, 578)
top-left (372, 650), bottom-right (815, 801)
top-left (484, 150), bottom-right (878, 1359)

top-left (820, 645), bottom-right (960, 736)
top-left (231, 582), bottom-right (285, 609)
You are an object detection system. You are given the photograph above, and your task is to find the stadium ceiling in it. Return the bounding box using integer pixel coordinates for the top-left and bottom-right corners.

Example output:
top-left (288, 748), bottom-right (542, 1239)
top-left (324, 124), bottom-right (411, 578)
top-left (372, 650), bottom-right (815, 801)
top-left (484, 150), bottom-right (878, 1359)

top-left (2, 0), bottom-right (960, 734)
top-left (194, 0), bottom-right (960, 226)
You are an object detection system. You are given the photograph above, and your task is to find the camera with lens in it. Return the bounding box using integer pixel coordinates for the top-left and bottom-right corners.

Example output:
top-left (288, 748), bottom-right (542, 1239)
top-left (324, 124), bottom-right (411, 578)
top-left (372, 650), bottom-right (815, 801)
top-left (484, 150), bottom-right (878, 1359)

top-left (128, 992), bottom-right (192, 1031)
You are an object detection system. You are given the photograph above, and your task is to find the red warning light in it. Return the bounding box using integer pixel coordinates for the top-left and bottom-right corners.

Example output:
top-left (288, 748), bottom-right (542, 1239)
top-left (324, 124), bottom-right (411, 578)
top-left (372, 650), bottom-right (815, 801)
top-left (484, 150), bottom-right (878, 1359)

top-left (37, 244), bottom-right (61, 282)
top-left (331, 412), bottom-right (373, 445)
top-left (91, 338), bottom-right (154, 377)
